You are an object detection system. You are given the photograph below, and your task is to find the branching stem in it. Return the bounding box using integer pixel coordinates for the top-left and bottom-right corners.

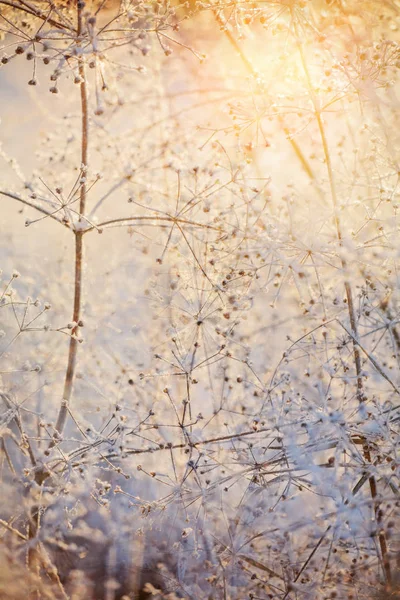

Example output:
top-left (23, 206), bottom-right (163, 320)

top-left (52, 3), bottom-right (88, 443)
top-left (293, 14), bottom-right (391, 584)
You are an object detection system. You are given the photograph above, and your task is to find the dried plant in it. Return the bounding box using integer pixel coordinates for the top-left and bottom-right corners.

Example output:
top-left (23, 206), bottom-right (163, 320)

top-left (0, 1), bottom-right (399, 599)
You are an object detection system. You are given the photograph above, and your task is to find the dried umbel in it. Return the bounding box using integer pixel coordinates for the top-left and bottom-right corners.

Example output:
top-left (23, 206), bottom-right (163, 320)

top-left (0, 0), bottom-right (175, 89)
top-left (0, 1), bottom-right (145, 41)
top-left (1, 0), bottom-right (400, 599)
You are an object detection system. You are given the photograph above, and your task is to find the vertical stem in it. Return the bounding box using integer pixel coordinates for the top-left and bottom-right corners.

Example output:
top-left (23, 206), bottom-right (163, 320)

top-left (78, 0), bottom-right (89, 218)
top-left (294, 17), bottom-right (391, 583)
top-left (53, 2), bottom-right (88, 440)
top-left (316, 107), bottom-right (364, 400)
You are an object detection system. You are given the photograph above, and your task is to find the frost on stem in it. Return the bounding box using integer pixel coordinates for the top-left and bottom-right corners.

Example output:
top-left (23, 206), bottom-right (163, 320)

top-left (0, 1), bottom-right (399, 599)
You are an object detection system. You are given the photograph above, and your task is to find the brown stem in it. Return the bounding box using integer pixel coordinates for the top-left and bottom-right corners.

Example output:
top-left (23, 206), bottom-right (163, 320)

top-left (85, 215), bottom-right (220, 232)
top-left (51, 3), bottom-right (88, 443)
top-left (293, 16), bottom-right (391, 584)
top-left (52, 231), bottom-right (83, 438)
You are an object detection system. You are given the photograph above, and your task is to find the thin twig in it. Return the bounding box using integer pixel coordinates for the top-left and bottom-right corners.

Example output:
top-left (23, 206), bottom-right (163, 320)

top-left (0, 190), bottom-right (72, 230)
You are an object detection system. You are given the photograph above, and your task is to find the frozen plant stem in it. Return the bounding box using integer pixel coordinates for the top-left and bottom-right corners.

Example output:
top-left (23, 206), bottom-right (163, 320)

top-left (293, 16), bottom-right (392, 584)
top-left (52, 3), bottom-right (88, 443)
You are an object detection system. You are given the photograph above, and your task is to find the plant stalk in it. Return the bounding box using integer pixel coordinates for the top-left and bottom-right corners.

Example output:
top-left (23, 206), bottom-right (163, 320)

top-left (52, 3), bottom-right (88, 441)
top-left (293, 16), bottom-right (391, 584)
